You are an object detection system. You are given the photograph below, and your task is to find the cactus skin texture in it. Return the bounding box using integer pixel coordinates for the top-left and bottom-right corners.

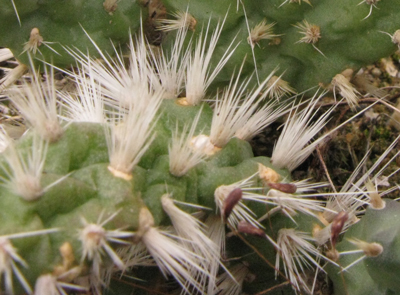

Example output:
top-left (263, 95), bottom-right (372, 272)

top-left (327, 200), bottom-right (400, 295)
top-left (0, 85), bottom-right (292, 294)
top-left (1, 3), bottom-right (400, 294)
top-left (161, 0), bottom-right (400, 92)
top-left (0, 0), bottom-right (143, 67)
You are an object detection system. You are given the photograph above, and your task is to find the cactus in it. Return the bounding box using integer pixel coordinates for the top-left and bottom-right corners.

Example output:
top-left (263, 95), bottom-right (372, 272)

top-left (0, 26), bottom-right (299, 294)
top-left (326, 200), bottom-right (400, 295)
top-left (159, 0), bottom-right (400, 94)
top-left (0, 0), bottom-right (144, 67)
top-left (3, 0), bottom-right (400, 95)
top-left (1, 2), bottom-right (400, 295)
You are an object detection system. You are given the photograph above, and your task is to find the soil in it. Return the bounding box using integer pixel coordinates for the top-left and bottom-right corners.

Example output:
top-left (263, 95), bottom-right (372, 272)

top-left (251, 55), bottom-right (400, 195)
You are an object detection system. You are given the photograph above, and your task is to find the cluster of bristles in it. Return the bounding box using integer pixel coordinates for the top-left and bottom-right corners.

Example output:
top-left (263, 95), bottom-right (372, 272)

top-left (145, 7), bottom-right (400, 138)
top-left (0, 11), bottom-right (399, 295)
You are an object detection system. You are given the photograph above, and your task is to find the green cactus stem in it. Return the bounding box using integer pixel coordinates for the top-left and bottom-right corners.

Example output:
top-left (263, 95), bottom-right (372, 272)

top-left (327, 200), bottom-right (400, 295)
top-left (0, 10), bottom-right (400, 295)
top-left (0, 0), bottom-right (144, 68)
top-left (160, 0), bottom-right (400, 94)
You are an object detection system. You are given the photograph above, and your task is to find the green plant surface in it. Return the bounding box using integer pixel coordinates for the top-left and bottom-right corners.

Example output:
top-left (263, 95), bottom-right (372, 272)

top-left (0, 94), bottom-right (293, 294)
top-left (0, 0), bottom-right (144, 67)
top-left (1, 4), bottom-right (400, 293)
top-left (161, 0), bottom-right (400, 92)
top-left (327, 200), bottom-right (400, 295)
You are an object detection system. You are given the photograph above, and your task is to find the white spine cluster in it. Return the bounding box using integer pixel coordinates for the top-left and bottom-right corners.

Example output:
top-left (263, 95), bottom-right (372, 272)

top-left (358, 0), bottom-right (380, 20)
top-left (214, 175), bottom-right (265, 229)
top-left (215, 263), bottom-right (249, 295)
top-left (106, 90), bottom-right (163, 179)
top-left (79, 211), bottom-right (134, 291)
top-left (33, 273), bottom-right (87, 295)
top-left (0, 229), bottom-right (59, 294)
top-left (331, 74), bottom-right (360, 110)
top-left (169, 107), bottom-right (207, 177)
top-left (6, 63), bottom-right (63, 142)
top-left (265, 75), bottom-right (296, 100)
top-left (21, 28), bottom-right (59, 56)
top-left (271, 93), bottom-right (335, 171)
top-left (275, 229), bottom-right (325, 293)
top-left (294, 20), bottom-right (325, 57)
top-left (136, 207), bottom-right (210, 294)
top-left (191, 68), bottom-right (285, 152)
top-left (59, 64), bottom-right (106, 123)
top-left (161, 194), bottom-right (220, 292)
top-left (185, 16), bottom-right (237, 105)
top-left (247, 19), bottom-right (280, 48)
top-left (0, 237), bottom-right (31, 294)
top-left (68, 29), bottom-right (156, 109)
top-left (150, 26), bottom-right (190, 99)
top-left (157, 11), bottom-right (197, 32)
top-left (0, 133), bottom-right (48, 200)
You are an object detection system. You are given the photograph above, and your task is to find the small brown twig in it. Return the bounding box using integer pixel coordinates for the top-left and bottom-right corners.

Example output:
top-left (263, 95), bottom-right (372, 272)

top-left (254, 281), bottom-right (291, 295)
top-left (111, 276), bottom-right (171, 295)
top-left (316, 145), bottom-right (336, 193)
top-left (317, 96), bottom-right (400, 110)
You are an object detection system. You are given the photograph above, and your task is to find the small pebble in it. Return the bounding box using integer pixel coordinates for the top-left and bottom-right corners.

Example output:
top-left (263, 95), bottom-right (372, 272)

top-left (371, 67), bottom-right (382, 77)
